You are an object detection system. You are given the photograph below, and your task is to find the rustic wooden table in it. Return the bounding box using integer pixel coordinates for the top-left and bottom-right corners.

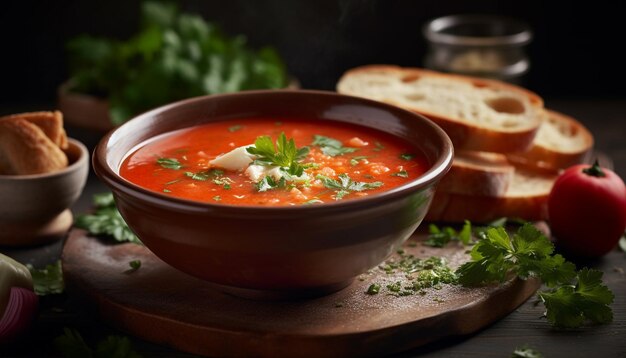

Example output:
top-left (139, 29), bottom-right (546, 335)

top-left (2, 98), bottom-right (625, 357)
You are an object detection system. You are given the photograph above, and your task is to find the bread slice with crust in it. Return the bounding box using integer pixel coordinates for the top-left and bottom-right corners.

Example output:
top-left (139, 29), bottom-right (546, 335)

top-left (426, 168), bottom-right (557, 223)
top-left (438, 151), bottom-right (514, 197)
top-left (337, 65), bottom-right (544, 153)
top-left (507, 109), bottom-right (593, 170)
top-left (0, 118), bottom-right (68, 175)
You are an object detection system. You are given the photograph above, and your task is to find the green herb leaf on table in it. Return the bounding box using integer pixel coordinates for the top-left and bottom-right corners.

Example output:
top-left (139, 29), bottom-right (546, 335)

top-left (512, 346), bottom-right (543, 358)
top-left (75, 193), bottom-right (142, 245)
top-left (247, 132), bottom-right (309, 177)
top-left (539, 268), bottom-right (614, 328)
top-left (27, 260), bottom-right (64, 296)
top-left (312, 135), bottom-right (358, 157)
top-left (317, 173), bottom-right (382, 200)
top-left (129, 260), bottom-right (141, 271)
top-left (55, 327), bottom-right (142, 358)
top-left (425, 221), bottom-right (472, 247)
top-left (455, 222), bottom-right (613, 328)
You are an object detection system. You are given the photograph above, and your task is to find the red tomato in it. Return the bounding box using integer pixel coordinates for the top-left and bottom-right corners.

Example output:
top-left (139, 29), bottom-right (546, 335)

top-left (548, 161), bottom-right (626, 257)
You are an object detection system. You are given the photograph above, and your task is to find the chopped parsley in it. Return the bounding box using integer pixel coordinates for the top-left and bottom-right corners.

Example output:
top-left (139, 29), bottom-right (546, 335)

top-left (303, 198), bottom-right (324, 205)
top-left (400, 153), bottom-right (414, 160)
top-left (366, 284), bottom-right (381, 295)
top-left (512, 346), bottom-right (543, 358)
top-left (162, 189), bottom-right (171, 193)
top-left (350, 156), bottom-right (368, 166)
top-left (128, 260), bottom-right (141, 271)
top-left (317, 173), bottom-right (383, 200)
top-left (373, 141), bottom-right (385, 152)
top-left (247, 132), bottom-right (309, 176)
top-left (184, 169), bottom-right (232, 190)
top-left (184, 171), bottom-right (210, 181)
top-left (256, 176), bottom-right (287, 192)
top-left (311, 135), bottom-right (357, 157)
top-left (156, 157), bottom-right (182, 170)
top-left (391, 170), bottom-right (409, 178)
top-left (228, 124), bottom-right (243, 132)
top-left (75, 193), bottom-right (141, 245)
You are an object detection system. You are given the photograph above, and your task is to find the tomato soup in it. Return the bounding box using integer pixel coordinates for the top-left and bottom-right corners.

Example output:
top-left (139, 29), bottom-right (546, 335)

top-left (120, 118), bottom-right (428, 206)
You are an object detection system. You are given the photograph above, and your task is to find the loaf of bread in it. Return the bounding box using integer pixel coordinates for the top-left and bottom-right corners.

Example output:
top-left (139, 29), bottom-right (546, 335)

top-left (337, 65), bottom-right (545, 153)
top-left (437, 151), bottom-right (514, 197)
top-left (0, 112), bottom-right (69, 175)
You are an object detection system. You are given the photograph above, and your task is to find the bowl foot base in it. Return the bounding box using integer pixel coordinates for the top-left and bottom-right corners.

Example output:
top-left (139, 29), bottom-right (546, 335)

top-left (0, 209), bottom-right (72, 246)
top-left (209, 279), bottom-right (355, 301)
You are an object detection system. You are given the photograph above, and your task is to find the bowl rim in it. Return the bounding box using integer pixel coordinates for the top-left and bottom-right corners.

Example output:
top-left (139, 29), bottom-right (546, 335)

top-left (0, 138), bottom-right (89, 181)
top-left (94, 90), bottom-right (453, 213)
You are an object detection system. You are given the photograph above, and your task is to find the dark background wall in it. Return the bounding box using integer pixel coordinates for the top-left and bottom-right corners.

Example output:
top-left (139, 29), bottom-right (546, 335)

top-left (1, 0), bottom-right (625, 106)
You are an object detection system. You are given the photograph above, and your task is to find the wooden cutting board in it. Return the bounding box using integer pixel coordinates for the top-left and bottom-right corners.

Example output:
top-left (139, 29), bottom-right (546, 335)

top-left (62, 228), bottom-right (540, 358)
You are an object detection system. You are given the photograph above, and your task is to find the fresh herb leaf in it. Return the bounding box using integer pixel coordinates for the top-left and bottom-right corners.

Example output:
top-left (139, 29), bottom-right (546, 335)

top-left (311, 135), bottom-right (357, 157)
top-left (539, 268), bottom-right (614, 328)
top-left (373, 141), bottom-right (385, 152)
top-left (67, 1), bottom-right (288, 125)
top-left (350, 156), bottom-right (368, 166)
top-left (162, 189), bottom-right (171, 193)
top-left (425, 221), bottom-right (472, 247)
top-left (317, 173), bottom-right (382, 200)
top-left (256, 176), bottom-right (286, 192)
top-left (55, 327), bottom-right (142, 358)
top-left (27, 260), bottom-right (64, 296)
top-left (391, 170), bottom-right (409, 178)
top-left (303, 198), bottom-right (324, 205)
top-left (400, 153), bottom-right (414, 160)
top-left (228, 125), bottom-right (243, 132)
top-left (157, 157), bottom-right (182, 170)
top-left (512, 346), bottom-right (543, 358)
top-left (75, 193), bottom-right (141, 244)
top-left (456, 222), bottom-right (613, 328)
top-left (247, 132), bottom-right (309, 176)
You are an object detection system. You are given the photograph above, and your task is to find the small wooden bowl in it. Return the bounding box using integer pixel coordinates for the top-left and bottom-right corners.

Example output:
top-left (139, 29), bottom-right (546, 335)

top-left (0, 139), bottom-right (89, 246)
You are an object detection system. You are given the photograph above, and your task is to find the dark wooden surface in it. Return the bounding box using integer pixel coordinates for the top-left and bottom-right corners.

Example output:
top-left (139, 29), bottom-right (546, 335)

top-left (2, 98), bottom-right (626, 357)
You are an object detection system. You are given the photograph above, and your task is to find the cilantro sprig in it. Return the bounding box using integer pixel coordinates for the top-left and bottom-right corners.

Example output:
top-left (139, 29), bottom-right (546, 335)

top-left (75, 193), bottom-right (141, 245)
top-left (312, 135), bottom-right (357, 157)
top-left (246, 132), bottom-right (309, 176)
top-left (317, 173), bottom-right (383, 200)
top-left (425, 220), bottom-right (472, 247)
top-left (156, 157), bottom-right (182, 170)
top-left (456, 223), bottom-right (614, 328)
top-left (27, 260), bottom-right (64, 296)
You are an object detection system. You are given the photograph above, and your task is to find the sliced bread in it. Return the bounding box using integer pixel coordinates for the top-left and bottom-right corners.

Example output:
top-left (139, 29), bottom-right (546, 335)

top-left (426, 168), bottom-right (557, 223)
top-left (337, 65), bottom-right (544, 153)
top-left (437, 151), bottom-right (514, 197)
top-left (507, 109), bottom-right (593, 170)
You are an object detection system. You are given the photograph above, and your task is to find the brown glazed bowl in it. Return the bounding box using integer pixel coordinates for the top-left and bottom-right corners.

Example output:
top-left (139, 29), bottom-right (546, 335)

top-left (93, 90), bottom-right (453, 298)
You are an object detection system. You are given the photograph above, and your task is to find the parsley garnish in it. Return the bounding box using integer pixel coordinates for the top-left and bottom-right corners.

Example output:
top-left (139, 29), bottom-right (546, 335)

top-left (247, 132), bottom-right (309, 176)
top-left (256, 176), bottom-right (286, 192)
top-left (156, 157), bottom-right (182, 170)
top-left (75, 193), bottom-right (141, 245)
top-left (425, 221), bottom-right (472, 247)
top-left (27, 260), bottom-right (64, 296)
top-left (317, 173), bottom-right (383, 200)
top-left (54, 327), bottom-right (142, 358)
top-left (228, 125), bottom-right (243, 132)
top-left (184, 171), bottom-right (209, 181)
top-left (303, 198), bottom-right (324, 205)
top-left (391, 170), bottom-right (409, 178)
top-left (350, 156), bottom-right (368, 166)
top-left (400, 153), bottom-right (414, 160)
top-left (373, 141), bottom-right (385, 152)
top-left (456, 223), bottom-right (614, 328)
top-left (311, 135), bottom-right (357, 157)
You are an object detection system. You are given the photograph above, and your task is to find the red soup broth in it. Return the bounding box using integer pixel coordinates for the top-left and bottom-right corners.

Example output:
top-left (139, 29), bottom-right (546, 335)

top-left (120, 118), bottom-right (428, 206)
